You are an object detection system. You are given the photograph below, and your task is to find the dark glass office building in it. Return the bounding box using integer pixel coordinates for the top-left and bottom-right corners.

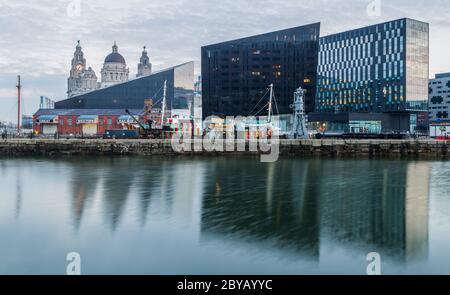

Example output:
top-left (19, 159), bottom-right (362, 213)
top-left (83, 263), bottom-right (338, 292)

top-left (310, 18), bottom-right (429, 133)
top-left (201, 23), bottom-right (320, 119)
top-left (55, 62), bottom-right (195, 110)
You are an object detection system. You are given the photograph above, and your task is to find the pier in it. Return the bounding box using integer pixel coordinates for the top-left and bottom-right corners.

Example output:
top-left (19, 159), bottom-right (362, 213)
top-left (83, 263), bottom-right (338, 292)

top-left (0, 139), bottom-right (448, 158)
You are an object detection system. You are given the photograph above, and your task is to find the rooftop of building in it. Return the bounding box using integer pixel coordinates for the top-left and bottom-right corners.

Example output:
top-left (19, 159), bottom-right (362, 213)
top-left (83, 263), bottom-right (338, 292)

top-left (104, 52), bottom-right (126, 64)
top-left (434, 73), bottom-right (450, 79)
top-left (104, 42), bottom-right (126, 64)
top-left (320, 18), bottom-right (429, 40)
top-left (202, 22), bottom-right (321, 48)
top-left (35, 109), bottom-right (144, 117)
top-left (60, 61), bottom-right (194, 101)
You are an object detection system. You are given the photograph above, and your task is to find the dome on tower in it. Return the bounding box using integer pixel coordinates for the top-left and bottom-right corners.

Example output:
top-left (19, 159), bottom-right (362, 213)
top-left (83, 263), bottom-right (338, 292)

top-left (104, 53), bottom-right (126, 63)
top-left (100, 41), bottom-right (130, 88)
top-left (104, 42), bottom-right (126, 64)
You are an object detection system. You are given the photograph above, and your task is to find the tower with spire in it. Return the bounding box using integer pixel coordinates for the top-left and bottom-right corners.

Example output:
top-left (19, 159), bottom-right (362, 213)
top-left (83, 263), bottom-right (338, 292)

top-left (137, 46), bottom-right (152, 78)
top-left (67, 41), bottom-right (99, 98)
top-left (71, 40), bottom-right (86, 73)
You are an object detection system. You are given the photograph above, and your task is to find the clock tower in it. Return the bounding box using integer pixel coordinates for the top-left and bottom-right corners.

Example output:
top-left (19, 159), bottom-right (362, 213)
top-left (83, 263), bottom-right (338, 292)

top-left (136, 46), bottom-right (152, 78)
top-left (70, 41), bottom-right (86, 76)
top-left (67, 41), bottom-right (99, 98)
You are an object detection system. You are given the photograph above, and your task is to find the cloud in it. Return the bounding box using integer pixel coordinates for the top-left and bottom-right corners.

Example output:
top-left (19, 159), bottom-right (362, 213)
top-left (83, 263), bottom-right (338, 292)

top-left (0, 0), bottom-right (449, 122)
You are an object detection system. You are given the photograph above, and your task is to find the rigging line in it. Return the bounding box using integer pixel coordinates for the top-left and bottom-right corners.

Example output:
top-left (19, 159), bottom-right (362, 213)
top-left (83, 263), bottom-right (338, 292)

top-left (248, 90), bottom-right (269, 117)
top-left (137, 83), bottom-right (166, 111)
top-left (272, 92), bottom-right (280, 116)
top-left (253, 102), bottom-right (270, 117)
top-left (21, 97), bottom-right (27, 115)
top-left (152, 83), bottom-right (166, 103)
top-left (8, 98), bottom-right (18, 115)
top-left (151, 94), bottom-right (165, 107)
top-left (249, 99), bottom-right (269, 117)
top-left (128, 86), bottom-right (165, 117)
top-left (247, 88), bottom-right (270, 117)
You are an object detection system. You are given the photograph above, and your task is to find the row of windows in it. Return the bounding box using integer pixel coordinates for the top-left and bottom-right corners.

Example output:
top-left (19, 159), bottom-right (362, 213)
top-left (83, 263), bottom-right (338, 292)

top-left (317, 81), bottom-right (406, 111)
top-left (318, 52), bottom-right (402, 71)
top-left (317, 102), bottom-right (406, 113)
top-left (318, 61), bottom-right (404, 84)
top-left (320, 35), bottom-right (404, 64)
top-left (429, 111), bottom-right (449, 119)
top-left (429, 79), bottom-right (450, 89)
top-left (59, 118), bottom-right (115, 126)
top-left (320, 25), bottom-right (404, 48)
top-left (102, 73), bottom-right (128, 80)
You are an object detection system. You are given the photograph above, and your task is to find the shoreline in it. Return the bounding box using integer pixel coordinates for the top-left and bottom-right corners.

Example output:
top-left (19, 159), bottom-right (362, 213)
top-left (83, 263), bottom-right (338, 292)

top-left (0, 139), bottom-right (449, 159)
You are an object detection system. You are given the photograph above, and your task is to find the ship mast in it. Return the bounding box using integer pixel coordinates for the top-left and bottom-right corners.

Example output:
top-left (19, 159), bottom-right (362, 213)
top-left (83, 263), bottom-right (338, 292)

top-left (16, 75), bottom-right (21, 134)
top-left (161, 80), bottom-right (167, 127)
top-left (268, 83), bottom-right (273, 123)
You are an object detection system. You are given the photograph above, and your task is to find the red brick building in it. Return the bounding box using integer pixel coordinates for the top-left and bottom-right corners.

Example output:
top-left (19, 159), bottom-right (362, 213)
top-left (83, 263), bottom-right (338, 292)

top-left (34, 109), bottom-right (144, 136)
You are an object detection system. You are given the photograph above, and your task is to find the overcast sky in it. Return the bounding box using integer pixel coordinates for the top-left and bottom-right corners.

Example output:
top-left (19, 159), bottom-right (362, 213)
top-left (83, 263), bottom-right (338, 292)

top-left (0, 0), bottom-right (449, 122)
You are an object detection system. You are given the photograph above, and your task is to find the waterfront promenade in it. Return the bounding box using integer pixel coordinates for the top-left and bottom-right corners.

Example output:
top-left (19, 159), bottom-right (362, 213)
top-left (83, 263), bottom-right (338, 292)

top-left (0, 138), bottom-right (448, 158)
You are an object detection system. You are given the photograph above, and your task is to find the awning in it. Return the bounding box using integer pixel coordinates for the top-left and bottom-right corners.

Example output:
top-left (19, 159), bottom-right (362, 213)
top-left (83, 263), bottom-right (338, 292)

top-left (77, 115), bottom-right (98, 124)
top-left (117, 115), bottom-right (135, 124)
top-left (37, 115), bottom-right (58, 124)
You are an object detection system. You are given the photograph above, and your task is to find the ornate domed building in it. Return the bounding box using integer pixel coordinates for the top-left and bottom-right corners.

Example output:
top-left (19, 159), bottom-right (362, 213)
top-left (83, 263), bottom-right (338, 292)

top-left (67, 41), bottom-right (154, 96)
top-left (100, 42), bottom-right (129, 88)
top-left (67, 41), bottom-right (99, 98)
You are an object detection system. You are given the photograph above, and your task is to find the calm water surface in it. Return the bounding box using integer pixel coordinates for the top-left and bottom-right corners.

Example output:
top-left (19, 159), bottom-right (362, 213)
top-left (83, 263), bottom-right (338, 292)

top-left (0, 156), bottom-right (449, 275)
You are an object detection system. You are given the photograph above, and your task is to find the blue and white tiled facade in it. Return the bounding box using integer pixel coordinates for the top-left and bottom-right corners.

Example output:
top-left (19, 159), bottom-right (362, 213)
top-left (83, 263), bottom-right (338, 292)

top-left (313, 18), bottom-right (429, 132)
top-left (316, 18), bottom-right (428, 114)
top-left (428, 73), bottom-right (450, 121)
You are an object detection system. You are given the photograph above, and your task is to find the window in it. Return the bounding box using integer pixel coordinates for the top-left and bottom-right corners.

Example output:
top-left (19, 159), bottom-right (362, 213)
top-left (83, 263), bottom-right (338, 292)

top-left (60, 119), bottom-right (64, 126)
top-left (68, 118), bottom-right (73, 126)
top-left (107, 118), bottom-right (113, 126)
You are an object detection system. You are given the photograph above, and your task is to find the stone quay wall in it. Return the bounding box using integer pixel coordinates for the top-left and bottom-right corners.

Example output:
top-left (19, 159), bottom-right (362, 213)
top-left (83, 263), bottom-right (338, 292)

top-left (0, 139), bottom-right (448, 158)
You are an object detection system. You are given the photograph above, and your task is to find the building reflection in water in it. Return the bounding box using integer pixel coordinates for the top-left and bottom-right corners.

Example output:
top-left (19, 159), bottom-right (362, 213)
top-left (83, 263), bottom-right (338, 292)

top-left (100, 158), bottom-right (136, 231)
top-left (15, 171), bottom-right (22, 219)
top-left (67, 157), bottom-right (207, 232)
top-left (63, 156), bottom-right (430, 264)
top-left (69, 159), bottom-right (101, 230)
top-left (318, 160), bottom-right (430, 263)
top-left (200, 158), bottom-right (430, 264)
top-left (132, 158), bottom-right (206, 229)
top-left (201, 158), bottom-right (320, 259)
top-left (405, 162), bottom-right (430, 262)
